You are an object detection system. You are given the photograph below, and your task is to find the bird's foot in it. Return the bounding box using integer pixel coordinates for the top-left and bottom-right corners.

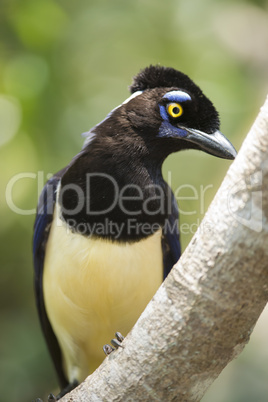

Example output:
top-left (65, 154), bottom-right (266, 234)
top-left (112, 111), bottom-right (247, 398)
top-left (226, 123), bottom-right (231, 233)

top-left (54, 380), bottom-right (79, 400)
top-left (33, 395), bottom-right (55, 402)
top-left (103, 332), bottom-right (125, 356)
top-left (33, 380), bottom-right (79, 402)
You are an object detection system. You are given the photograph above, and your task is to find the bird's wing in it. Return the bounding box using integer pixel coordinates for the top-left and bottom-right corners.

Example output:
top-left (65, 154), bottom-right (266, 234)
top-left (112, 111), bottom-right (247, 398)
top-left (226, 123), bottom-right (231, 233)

top-left (161, 192), bottom-right (181, 279)
top-left (33, 168), bottom-right (69, 388)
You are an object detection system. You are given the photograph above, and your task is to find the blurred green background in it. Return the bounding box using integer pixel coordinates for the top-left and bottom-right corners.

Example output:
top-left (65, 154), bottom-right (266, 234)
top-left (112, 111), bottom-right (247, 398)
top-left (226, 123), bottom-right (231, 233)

top-left (1, 0), bottom-right (268, 401)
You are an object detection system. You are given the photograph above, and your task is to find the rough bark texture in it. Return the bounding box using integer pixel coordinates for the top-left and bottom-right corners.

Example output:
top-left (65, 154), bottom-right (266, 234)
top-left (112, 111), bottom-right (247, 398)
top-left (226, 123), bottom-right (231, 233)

top-left (60, 96), bottom-right (268, 402)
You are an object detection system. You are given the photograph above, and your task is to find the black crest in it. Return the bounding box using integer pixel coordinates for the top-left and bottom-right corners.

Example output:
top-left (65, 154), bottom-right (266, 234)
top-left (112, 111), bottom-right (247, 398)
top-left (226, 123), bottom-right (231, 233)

top-left (130, 65), bottom-right (220, 132)
top-left (130, 65), bottom-right (202, 95)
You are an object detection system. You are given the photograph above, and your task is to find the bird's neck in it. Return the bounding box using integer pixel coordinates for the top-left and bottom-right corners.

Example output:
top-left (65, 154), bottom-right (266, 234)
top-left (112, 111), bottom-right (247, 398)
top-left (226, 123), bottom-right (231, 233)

top-left (59, 139), bottom-right (172, 242)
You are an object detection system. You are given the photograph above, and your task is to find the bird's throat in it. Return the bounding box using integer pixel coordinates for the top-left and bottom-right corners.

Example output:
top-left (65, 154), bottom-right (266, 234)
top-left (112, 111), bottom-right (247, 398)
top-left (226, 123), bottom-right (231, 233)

top-left (59, 150), bottom-right (172, 242)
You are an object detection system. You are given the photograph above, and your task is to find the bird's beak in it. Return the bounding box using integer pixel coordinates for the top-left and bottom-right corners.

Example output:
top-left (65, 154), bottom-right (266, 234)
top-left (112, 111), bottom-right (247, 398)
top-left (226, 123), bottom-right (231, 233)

top-left (182, 127), bottom-right (237, 160)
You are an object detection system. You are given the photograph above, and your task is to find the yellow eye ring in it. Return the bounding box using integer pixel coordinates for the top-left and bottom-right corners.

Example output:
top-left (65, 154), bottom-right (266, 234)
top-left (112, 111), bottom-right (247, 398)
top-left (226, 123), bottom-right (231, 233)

top-left (166, 102), bottom-right (183, 118)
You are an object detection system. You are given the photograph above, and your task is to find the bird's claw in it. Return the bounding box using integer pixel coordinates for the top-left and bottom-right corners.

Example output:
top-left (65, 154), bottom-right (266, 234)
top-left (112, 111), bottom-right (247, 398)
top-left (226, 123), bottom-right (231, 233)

top-left (103, 343), bottom-right (115, 355)
top-left (103, 332), bottom-right (125, 355)
top-left (115, 331), bottom-right (124, 342)
top-left (33, 394), bottom-right (56, 402)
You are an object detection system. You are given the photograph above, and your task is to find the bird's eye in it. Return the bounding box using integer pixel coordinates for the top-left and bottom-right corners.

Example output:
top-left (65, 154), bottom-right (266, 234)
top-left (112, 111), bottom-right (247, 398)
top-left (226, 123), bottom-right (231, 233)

top-left (166, 102), bottom-right (183, 118)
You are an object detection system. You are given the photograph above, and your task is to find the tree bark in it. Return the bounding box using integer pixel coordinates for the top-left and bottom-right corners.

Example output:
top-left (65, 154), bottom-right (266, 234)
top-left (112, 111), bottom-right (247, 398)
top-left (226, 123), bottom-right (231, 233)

top-left (60, 96), bottom-right (268, 402)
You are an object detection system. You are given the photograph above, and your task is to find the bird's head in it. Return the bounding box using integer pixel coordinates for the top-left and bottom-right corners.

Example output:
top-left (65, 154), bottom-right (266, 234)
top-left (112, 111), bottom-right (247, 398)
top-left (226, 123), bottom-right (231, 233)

top-left (86, 65), bottom-right (236, 164)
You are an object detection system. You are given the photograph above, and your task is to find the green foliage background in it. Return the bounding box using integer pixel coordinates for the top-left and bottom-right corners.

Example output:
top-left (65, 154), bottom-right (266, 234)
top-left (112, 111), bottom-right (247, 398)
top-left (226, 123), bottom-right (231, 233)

top-left (0, 0), bottom-right (268, 401)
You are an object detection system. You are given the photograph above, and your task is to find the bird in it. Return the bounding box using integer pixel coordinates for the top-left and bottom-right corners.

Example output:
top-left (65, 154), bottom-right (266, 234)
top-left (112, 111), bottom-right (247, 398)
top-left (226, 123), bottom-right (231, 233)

top-left (33, 65), bottom-right (236, 398)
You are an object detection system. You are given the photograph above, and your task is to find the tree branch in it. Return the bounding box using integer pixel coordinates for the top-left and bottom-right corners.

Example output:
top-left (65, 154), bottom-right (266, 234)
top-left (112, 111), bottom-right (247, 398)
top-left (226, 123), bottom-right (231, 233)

top-left (60, 96), bottom-right (268, 402)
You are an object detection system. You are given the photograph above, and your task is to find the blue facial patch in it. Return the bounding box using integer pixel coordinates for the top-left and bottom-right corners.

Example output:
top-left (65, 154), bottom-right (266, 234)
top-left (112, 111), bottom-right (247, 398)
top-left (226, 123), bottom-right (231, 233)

top-left (159, 105), bottom-right (168, 121)
top-left (163, 90), bottom-right (191, 103)
top-left (158, 121), bottom-right (188, 138)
